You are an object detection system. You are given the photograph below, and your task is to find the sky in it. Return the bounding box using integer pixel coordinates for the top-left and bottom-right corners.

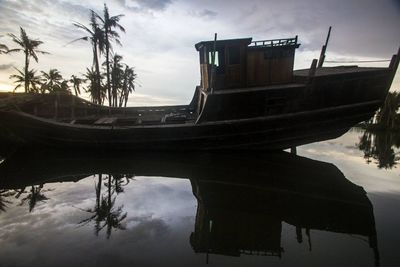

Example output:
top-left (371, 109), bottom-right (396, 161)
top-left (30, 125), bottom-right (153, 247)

top-left (0, 0), bottom-right (399, 106)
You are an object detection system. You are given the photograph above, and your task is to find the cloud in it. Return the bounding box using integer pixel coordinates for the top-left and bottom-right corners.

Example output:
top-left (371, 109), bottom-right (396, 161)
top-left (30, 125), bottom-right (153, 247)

top-left (189, 9), bottom-right (218, 19)
top-left (0, 64), bottom-right (13, 71)
top-left (0, 0), bottom-right (399, 99)
top-left (114, 0), bottom-right (173, 12)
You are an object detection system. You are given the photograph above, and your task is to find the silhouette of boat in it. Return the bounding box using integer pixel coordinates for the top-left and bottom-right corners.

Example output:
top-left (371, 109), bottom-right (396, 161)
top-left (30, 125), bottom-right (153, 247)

top-left (0, 149), bottom-right (379, 265)
top-left (0, 35), bottom-right (398, 150)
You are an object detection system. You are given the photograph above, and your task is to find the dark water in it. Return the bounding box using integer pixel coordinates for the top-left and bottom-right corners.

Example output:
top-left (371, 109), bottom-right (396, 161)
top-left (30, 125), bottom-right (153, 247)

top-left (0, 128), bottom-right (399, 267)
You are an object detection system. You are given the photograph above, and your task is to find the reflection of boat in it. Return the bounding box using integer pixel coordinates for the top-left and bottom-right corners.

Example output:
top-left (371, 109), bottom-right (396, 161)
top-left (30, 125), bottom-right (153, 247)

top-left (0, 37), bottom-right (398, 150)
top-left (0, 148), bottom-right (379, 265)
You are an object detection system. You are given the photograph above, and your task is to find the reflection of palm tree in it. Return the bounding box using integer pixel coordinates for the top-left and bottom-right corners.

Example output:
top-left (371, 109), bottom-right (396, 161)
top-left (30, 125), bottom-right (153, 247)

top-left (112, 174), bottom-right (135, 194)
top-left (79, 174), bottom-right (127, 238)
top-left (358, 130), bottom-right (399, 169)
top-left (10, 68), bottom-right (42, 93)
top-left (8, 27), bottom-right (48, 92)
top-left (0, 189), bottom-right (16, 213)
top-left (376, 92), bottom-right (400, 130)
top-left (20, 185), bottom-right (50, 212)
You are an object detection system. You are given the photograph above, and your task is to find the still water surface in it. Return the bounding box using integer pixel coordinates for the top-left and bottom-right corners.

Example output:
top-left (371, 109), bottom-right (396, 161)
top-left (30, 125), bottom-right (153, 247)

top-left (0, 128), bottom-right (399, 267)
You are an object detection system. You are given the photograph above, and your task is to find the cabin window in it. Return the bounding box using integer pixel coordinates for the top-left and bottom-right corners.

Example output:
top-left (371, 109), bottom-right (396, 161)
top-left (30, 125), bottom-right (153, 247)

top-left (208, 51), bottom-right (219, 66)
top-left (209, 50), bottom-right (225, 74)
top-left (228, 46), bottom-right (240, 65)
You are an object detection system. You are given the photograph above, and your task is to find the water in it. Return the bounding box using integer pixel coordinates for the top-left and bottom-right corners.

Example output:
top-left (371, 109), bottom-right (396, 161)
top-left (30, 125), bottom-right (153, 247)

top-left (0, 128), bottom-right (399, 267)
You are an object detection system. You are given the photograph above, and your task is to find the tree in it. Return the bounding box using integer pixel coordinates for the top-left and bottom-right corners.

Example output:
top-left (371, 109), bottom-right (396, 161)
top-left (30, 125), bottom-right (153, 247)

top-left (110, 54), bottom-right (124, 106)
top-left (8, 27), bottom-right (48, 92)
top-left (84, 67), bottom-right (105, 104)
top-left (96, 4), bottom-right (125, 107)
top-left (73, 11), bottom-right (105, 104)
top-left (108, 55), bottom-right (137, 107)
top-left (69, 75), bottom-right (84, 96)
top-left (120, 65), bottom-right (136, 107)
top-left (10, 68), bottom-right (42, 93)
top-left (41, 68), bottom-right (63, 92)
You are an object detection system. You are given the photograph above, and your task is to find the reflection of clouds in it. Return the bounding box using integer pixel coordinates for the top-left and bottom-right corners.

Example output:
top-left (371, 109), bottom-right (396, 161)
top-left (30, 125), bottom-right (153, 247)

top-left (298, 130), bottom-right (400, 194)
top-left (0, 175), bottom-right (197, 267)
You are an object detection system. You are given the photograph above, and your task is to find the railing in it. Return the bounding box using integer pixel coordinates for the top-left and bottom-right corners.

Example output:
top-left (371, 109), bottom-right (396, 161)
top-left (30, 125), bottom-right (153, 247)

top-left (249, 36), bottom-right (298, 48)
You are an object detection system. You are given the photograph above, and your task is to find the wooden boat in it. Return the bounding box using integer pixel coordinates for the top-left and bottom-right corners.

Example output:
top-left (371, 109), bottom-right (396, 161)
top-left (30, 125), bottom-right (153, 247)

top-left (0, 35), bottom-right (399, 150)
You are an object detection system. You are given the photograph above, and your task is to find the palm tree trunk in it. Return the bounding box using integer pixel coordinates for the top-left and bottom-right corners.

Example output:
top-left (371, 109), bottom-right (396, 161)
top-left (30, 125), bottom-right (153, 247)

top-left (96, 174), bottom-right (102, 209)
top-left (93, 45), bottom-right (101, 105)
top-left (105, 32), bottom-right (111, 107)
top-left (24, 51), bottom-right (29, 93)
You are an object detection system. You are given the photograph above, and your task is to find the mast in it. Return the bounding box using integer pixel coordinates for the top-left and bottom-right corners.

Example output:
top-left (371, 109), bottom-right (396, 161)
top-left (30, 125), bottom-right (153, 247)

top-left (317, 26), bottom-right (332, 68)
top-left (210, 33), bottom-right (217, 93)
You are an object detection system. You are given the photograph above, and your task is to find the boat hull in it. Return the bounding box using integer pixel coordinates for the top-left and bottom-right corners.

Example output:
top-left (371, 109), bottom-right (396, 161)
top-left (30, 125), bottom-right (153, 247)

top-left (0, 100), bottom-right (379, 151)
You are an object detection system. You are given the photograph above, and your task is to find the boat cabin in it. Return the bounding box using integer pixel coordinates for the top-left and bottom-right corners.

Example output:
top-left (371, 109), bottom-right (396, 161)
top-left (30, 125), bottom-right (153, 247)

top-left (195, 36), bottom-right (300, 91)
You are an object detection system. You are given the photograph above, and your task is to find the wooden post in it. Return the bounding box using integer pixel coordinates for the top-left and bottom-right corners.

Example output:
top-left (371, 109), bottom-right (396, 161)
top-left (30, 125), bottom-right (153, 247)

top-left (387, 46), bottom-right (400, 90)
top-left (390, 46), bottom-right (400, 74)
top-left (54, 92), bottom-right (59, 120)
top-left (210, 33), bottom-right (217, 94)
top-left (317, 26), bottom-right (332, 68)
top-left (71, 94), bottom-right (75, 120)
top-left (309, 59), bottom-right (318, 78)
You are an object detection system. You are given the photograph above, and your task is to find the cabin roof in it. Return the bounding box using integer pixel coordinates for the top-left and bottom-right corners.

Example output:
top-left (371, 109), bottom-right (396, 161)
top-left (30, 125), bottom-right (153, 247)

top-left (195, 38), bottom-right (252, 51)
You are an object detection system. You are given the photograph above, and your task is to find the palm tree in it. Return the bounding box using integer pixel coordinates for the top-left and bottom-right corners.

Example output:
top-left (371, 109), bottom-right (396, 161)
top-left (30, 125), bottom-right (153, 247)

top-left (41, 68), bottom-right (63, 92)
top-left (69, 75), bottom-right (84, 96)
top-left (73, 11), bottom-right (105, 104)
top-left (96, 4), bottom-right (125, 107)
top-left (0, 43), bottom-right (8, 54)
top-left (110, 54), bottom-right (124, 106)
top-left (121, 65), bottom-right (136, 107)
top-left (58, 80), bottom-right (71, 93)
top-left (8, 27), bottom-right (48, 92)
top-left (10, 68), bottom-right (42, 93)
top-left (84, 67), bottom-right (105, 104)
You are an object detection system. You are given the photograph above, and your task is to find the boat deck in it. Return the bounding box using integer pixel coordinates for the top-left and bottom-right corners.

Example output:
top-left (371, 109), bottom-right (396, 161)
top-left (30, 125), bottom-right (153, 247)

top-left (294, 66), bottom-right (387, 77)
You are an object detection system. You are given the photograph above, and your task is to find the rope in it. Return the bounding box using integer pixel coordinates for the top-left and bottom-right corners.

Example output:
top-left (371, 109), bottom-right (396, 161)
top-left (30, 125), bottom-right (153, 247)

top-left (325, 59), bottom-right (391, 63)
